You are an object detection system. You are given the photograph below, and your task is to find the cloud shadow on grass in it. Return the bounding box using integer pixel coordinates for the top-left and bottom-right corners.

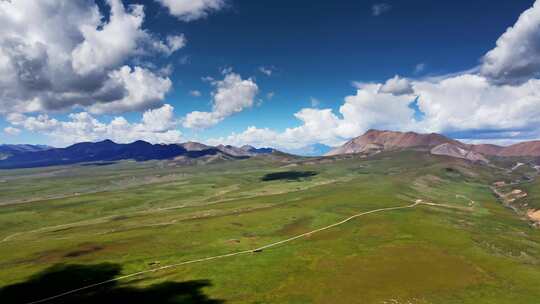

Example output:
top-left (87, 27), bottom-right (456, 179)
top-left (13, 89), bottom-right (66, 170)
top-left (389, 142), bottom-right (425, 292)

top-left (261, 171), bottom-right (318, 182)
top-left (0, 263), bottom-right (224, 304)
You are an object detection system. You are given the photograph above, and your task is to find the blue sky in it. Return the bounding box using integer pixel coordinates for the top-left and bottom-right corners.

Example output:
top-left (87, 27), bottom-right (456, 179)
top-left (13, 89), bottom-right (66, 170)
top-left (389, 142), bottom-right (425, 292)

top-left (1, 0), bottom-right (539, 152)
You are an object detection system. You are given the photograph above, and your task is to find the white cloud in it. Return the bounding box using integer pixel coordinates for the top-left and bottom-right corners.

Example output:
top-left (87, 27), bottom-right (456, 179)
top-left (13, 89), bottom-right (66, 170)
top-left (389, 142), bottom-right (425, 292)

top-left (71, 0), bottom-right (145, 75)
top-left (0, 0), bottom-right (178, 115)
top-left (337, 84), bottom-right (416, 137)
top-left (379, 75), bottom-right (414, 95)
top-left (208, 84), bottom-right (416, 149)
top-left (207, 109), bottom-right (346, 150)
top-left (3, 127), bottom-right (21, 136)
top-left (190, 90), bottom-right (202, 97)
top-left (413, 74), bottom-right (540, 133)
top-left (210, 71), bottom-right (540, 149)
top-left (258, 66), bottom-right (274, 76)
top-left (149, 34), bottom-right (187, 56)
top-left (481, 0), bottom-right (540, 84)
top-left (156, 0), bottom-right (226, 22)
top-left (88, 66), bottom-right (172, 114)
top-left (7, 104), bottom-right (181, 147)
top-left (166, 35), bottom-right (187, 53)
top-left (183, 72), bottom-right (259, 129)
top-left (372, 3), bottom-right (392, 16)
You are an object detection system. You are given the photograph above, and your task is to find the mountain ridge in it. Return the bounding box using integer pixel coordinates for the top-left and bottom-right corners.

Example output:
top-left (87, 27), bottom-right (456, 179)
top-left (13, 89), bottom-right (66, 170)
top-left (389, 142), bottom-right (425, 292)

top-left (326, 129), bottom-right (540, 159)
top-left (0, 140), bottom-right (276, 169)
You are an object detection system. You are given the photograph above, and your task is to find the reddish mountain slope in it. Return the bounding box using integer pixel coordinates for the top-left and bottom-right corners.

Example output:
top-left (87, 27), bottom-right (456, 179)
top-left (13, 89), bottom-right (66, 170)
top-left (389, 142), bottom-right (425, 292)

top-left (496, 141), bottom-right (540, 157)
top-left (470, 144), bottom-right (504, 156)
top-left (326, 129), bottom-right (461, 156)
top-left (327, 130), bottom-right (540, 158)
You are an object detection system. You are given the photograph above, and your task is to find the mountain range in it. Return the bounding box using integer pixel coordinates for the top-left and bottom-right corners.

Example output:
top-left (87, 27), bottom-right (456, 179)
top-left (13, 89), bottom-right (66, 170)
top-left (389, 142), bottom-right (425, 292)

top-left (0, 140), bottom-right (276, 169)
top-left (326, 129), bottom-right (540, 161)
top-left (0, 144), bottom-right (51, 160)
top-left (1, 130), bottom-right (540, 169)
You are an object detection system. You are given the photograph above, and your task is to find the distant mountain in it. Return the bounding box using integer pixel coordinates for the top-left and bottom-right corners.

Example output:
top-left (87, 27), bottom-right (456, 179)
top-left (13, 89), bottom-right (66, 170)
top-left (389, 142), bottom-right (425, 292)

top-left (472, 141), bottom-right (540, 157)
top-left (215, 144), bottom-right (275, 157)
top-left (0, 140), bottom-right (276, 169)
top-left (326, 129), bottom-right (460, 156)
top-left (501, 141), bottom-right (540, 157)
top-left (0, 144), bottom-right (51, 160)
top-left (325, 129), bottom-right (540, 162)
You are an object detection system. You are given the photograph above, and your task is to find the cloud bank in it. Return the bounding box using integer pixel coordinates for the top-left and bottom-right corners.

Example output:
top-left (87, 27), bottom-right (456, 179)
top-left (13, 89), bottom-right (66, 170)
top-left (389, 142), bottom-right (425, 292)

top-left (7, 104), bottom-right (181, 147)
top-left (0, 0), bottom-right (181, 116)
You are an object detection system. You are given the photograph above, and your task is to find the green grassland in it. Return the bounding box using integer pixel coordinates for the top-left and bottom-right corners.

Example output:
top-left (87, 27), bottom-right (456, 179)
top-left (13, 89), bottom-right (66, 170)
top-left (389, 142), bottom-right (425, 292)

top-left (1, 151), bottom-right (540, 303)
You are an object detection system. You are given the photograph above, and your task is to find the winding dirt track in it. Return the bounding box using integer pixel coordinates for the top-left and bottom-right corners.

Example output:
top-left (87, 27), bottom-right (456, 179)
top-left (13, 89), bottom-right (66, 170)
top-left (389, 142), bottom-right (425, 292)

top-left (25, 201), bottom-right (464, 304)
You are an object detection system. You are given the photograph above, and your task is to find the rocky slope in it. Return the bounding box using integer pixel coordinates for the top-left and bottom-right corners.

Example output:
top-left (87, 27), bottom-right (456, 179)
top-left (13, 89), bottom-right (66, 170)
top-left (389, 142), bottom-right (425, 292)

top-left (431, 143), bottom-right (488, 163)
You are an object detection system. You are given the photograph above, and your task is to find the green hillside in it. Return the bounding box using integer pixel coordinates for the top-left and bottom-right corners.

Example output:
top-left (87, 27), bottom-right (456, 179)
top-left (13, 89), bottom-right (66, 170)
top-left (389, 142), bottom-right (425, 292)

top-left (1, 151), bottom-right (540, 303)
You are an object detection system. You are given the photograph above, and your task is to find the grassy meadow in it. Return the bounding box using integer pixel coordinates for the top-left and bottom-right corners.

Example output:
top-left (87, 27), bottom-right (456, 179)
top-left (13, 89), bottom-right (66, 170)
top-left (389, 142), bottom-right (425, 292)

top-left (1, 151), bottom-right (540, 303)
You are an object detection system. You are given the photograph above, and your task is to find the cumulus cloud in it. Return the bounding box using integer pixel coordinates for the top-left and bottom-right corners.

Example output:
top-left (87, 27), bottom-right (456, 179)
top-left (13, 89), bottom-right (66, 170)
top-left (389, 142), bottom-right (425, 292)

top-left (0, 0), bottom-right (180, 115)
top-left (372, 3), bottom-right (392, 16)
top-left (3, 127), bottom-right (21, 136)
top-left (71, 0), bottom-right (145, 75)
top-left (183, 72), bottom-right (259, 129)
top-left (413, 74), bottom-right (540, 133)
top-left (88, 66), bottom-right (172, 114)
top-left (208, 84), bottom-right (417, 149)
top-left (481, 0), bottom-right (540, 84)
top-left (378, 75), bottom-right (414, 95)
top-left (156, 0), bottom-right (226, 22)
top-left (6, 104), bottom-right (181, 147)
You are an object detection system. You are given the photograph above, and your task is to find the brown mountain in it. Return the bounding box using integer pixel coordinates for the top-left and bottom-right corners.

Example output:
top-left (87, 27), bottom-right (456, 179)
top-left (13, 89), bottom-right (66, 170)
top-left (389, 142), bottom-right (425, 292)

top-left (469, 144), bottom-right (504, 156)
top-left (495, 141), bottom-right (540, 157)
top-left (325, 129), bottom-right (462, 156)
top-left (326, 129), bottom-right (540, 160)
top-left (471, 141), bottom-right (540, 157)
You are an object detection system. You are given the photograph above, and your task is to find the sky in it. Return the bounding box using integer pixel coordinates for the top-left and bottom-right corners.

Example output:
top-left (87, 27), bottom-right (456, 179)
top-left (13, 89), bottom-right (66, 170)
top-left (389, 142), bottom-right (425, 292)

top-left (1, 0), bottom-right (540, 153)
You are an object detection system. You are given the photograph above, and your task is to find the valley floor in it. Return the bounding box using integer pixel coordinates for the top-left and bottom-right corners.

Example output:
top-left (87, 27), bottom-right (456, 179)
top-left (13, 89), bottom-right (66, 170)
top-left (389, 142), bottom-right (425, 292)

top-left (1, 151), bottom-right (540, 303)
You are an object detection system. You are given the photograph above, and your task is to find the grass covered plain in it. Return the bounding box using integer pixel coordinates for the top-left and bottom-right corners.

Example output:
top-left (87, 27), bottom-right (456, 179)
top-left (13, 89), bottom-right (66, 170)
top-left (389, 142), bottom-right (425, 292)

top-left (1, 151), bottom-right (540, 303)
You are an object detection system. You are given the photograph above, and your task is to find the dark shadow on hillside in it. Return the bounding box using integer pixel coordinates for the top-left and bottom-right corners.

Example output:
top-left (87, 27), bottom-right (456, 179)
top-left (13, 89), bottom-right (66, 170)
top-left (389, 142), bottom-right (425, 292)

top-left (0, 263), bottom-right (224, 304)
top-left (261, 171), bottom-right (318, 182)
